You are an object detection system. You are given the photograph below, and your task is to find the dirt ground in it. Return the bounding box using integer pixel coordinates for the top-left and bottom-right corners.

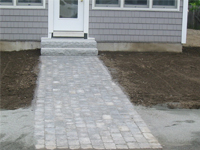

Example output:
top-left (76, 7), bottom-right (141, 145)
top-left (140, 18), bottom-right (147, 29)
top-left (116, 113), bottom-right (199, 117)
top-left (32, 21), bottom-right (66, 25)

top-left (1, 48), bottom-right (200, 110)
top-left (99, 47), bottom-right (200, 109)
top-left (0, 50), bottom-right (40, 110)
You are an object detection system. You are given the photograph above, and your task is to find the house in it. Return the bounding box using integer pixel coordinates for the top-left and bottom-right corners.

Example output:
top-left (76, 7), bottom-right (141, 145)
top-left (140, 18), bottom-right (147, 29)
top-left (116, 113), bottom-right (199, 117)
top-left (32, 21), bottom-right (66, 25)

top-left (0, 0), bottom-right (188, 53)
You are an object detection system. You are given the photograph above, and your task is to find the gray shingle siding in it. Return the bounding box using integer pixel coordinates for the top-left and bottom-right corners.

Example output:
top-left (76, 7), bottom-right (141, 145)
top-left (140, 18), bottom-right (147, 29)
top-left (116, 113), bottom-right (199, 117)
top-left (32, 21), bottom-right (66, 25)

top-left (0, 1), bottom-right (184, 43)
top-left (89, 0), bottom-right (183, 43)
top-left (0, 4), bottom-right (48, 41)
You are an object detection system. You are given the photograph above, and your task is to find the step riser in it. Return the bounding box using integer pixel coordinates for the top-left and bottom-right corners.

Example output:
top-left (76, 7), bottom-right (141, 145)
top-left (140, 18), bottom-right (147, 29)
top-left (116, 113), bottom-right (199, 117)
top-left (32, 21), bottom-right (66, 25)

top-left (41, 42), bottom-right (96, 48)
top-left (41, 38), bottom-right (97, 49)
top-left (41, 38), bottom-right (98, 56)
top-left (41, 48), bottom-right (98, 56)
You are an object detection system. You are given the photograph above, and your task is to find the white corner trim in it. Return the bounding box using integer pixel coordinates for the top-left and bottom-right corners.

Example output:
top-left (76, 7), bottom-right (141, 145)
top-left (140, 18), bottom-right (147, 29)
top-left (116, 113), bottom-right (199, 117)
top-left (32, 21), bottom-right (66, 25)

top-left (48, 0), bottom-right (54, 38)
top-left (181, 0), bottom-right (188, 44)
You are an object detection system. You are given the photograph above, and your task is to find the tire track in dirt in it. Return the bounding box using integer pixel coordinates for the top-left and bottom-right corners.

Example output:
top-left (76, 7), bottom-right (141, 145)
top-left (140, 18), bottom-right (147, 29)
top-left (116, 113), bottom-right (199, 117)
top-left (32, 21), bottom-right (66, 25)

top-left (132, 57), bottom-right (182, 96)
top-left (169, 68), bottom-right (200, 84)
top-left (18, 53), bottom-right (27, 86)
top-left (1, 61), bottom-right (11, 79)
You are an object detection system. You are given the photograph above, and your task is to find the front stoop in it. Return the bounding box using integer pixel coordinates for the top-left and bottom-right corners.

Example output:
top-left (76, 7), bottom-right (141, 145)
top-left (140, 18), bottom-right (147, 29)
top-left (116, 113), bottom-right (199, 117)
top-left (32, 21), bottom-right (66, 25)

top-left (41, 37), bottom-right (98, 56)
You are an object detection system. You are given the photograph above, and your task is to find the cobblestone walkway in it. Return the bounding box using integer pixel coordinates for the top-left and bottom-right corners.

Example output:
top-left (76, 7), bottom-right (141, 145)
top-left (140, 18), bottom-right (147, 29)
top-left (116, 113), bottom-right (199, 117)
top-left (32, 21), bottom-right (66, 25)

top-left (34, 56), bottom-right (162, 150)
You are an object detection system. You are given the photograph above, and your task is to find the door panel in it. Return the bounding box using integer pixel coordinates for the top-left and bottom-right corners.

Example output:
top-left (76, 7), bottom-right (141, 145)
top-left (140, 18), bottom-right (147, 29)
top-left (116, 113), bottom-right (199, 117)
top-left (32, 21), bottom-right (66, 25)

top-left (54, 0), bottom-right (84, 31)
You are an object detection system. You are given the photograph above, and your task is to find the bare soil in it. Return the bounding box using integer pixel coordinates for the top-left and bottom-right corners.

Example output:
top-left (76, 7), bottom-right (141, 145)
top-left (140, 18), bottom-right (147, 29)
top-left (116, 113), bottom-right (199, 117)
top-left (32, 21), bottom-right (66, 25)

top-left (99, 47), bottom-right (200, 109)
top-left (0, 50), bottom-right (40, 110)
top-left (1, 48), bottom-right (200, 110)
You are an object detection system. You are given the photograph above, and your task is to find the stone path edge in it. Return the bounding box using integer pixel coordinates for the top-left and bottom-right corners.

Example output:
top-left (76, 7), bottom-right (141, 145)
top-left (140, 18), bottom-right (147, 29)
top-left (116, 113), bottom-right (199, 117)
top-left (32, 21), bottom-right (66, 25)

top-left (36, 148), bottom-right (162, 150)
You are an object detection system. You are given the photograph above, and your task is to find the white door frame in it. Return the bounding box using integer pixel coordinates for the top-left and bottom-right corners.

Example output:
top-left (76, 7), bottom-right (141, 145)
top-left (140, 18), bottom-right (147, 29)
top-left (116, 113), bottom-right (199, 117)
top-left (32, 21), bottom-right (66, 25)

top-left (48, 0), bottom-right (89, 39)
top-left (181, 0), bottom-right (188, 44)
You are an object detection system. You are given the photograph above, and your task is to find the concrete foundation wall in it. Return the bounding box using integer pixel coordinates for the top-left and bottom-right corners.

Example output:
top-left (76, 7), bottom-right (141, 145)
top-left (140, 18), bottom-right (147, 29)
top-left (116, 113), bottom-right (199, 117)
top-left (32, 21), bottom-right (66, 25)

top-left (0, 41), bottom-right (41, 51)
top-left (97, 43), bottom-right (182, 53)
top-left (0, 41), bottom-right (182, 53)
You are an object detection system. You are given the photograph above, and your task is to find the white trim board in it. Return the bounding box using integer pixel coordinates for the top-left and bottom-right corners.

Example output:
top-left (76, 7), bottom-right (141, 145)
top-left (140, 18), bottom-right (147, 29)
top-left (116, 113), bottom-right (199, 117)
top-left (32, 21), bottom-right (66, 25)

top-left (0, 0), bottom-right (46, 9)
top-left (53, 32), bottom-right (84, 38)
top-left (84, 0), bottom-right (89, 37)
top-left (48, 0), bottom-right (54, 38)
top-left (92, 0), bottom-right (180, 12)
top-left (181, 0), bottom-right (188, 44)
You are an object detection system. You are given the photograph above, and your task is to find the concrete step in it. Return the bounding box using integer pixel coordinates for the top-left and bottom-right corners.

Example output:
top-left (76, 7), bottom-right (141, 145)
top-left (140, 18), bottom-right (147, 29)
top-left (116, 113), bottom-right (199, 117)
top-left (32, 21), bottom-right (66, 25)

top-left (41, 37), bottom-right (97, 49)
top-left (41, 48), bottom-right (98, 56)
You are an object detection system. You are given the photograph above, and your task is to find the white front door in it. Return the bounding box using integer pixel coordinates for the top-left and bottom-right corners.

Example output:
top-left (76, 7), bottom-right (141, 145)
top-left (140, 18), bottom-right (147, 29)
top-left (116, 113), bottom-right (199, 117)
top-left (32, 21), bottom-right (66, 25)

top-left (53, 0), bottom-right (84, 31)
